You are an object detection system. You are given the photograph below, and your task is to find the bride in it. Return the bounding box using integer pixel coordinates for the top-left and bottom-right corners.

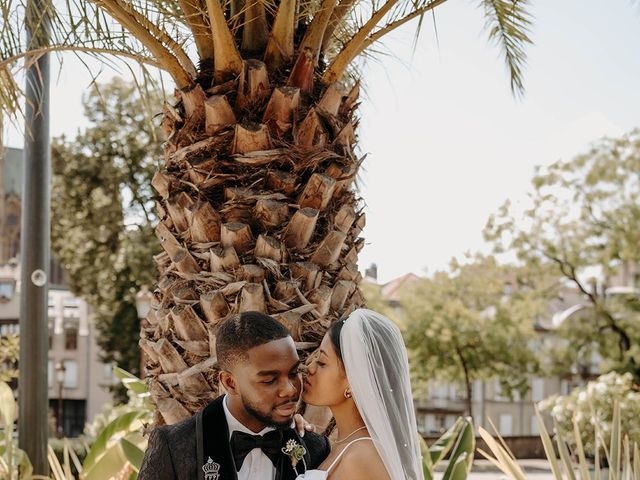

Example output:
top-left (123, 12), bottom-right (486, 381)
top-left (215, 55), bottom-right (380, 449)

top-left (297, 309), bottom-right (424, 480)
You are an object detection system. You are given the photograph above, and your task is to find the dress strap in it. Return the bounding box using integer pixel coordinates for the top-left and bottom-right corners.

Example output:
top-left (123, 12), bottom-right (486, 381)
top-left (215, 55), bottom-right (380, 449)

top-left (326, 437), bottom-right (373, 474)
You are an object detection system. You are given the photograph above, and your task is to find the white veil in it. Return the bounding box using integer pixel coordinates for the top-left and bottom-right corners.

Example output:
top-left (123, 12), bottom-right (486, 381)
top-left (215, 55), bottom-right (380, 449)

top-left (340, 308), bottom-right (424, 480)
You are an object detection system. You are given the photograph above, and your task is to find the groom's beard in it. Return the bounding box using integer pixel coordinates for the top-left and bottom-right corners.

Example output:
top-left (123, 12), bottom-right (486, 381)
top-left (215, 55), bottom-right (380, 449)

top-left (242, 396), bottom-right (296, 429)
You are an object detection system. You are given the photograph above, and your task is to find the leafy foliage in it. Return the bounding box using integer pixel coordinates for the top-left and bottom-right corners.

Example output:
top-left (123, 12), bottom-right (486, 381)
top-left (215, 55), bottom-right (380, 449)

top-left (81, 367), bottom-right (153, 480)
top-left (481, 0), bottom-right (532, 96)
top-left (0, 334), bottom-right (19, 382)
top-left (485, 128), bottom-right (640, 380)
top-left (540, 371), bottom-right (640, 459)
top-left (403, 254), bottom-right (553, 416)
top-left (0, 367), bottom-right (151, 480)
top-left (51, 77), bottom-right (161, 388)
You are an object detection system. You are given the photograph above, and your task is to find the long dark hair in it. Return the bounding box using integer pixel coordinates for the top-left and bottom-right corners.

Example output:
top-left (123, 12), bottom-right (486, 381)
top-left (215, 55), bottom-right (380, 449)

top-left (322, 318), bottom-right (347, 437)
top-left (327, 318), bottom-right (345, 365)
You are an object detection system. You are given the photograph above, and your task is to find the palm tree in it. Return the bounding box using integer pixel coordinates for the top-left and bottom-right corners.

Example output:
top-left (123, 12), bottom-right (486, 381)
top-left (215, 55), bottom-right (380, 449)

top-left (1, 0), bottom-right (532, 424)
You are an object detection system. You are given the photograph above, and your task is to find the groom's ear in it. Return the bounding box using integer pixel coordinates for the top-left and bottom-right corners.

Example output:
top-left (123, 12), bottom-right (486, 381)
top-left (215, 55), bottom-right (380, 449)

top-left (219, 370), bottom-right (238, 395)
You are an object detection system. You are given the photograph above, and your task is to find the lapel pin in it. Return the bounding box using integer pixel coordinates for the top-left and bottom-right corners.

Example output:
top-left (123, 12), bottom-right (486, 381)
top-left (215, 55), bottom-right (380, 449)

top-left (202, 457), bottom-right (221, 480)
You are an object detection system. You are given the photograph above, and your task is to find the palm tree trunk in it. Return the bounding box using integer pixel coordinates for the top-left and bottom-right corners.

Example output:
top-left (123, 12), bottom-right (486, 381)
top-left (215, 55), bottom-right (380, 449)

top-left (142, 60), bottom-right (365, 424)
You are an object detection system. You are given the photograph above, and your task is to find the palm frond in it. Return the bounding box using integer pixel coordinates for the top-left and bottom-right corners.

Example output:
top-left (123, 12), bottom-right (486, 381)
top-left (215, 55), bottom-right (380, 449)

top-left (481, 0), bottom-right (532, 97)
top-left (0, 0), bottom-right (201, 123)
top-left (322, 0), bottom-right (446, 83)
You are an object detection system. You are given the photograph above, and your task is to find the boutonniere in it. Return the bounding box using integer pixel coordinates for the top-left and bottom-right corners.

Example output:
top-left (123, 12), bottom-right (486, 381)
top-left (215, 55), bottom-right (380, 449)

top-left (282, 439), bottom-right (307, 475)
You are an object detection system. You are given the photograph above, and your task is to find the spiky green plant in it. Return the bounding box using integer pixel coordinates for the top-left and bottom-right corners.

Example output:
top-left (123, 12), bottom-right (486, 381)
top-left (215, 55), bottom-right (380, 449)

top-left (478, 402), bottom-right (640, 480)
top-left (421, 417), bottom-right (475, 480)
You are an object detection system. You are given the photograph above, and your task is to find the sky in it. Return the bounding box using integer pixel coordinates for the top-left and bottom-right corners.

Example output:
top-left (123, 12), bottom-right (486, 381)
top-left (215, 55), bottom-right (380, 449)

top-left (4, 0), bottom-right (640, 284)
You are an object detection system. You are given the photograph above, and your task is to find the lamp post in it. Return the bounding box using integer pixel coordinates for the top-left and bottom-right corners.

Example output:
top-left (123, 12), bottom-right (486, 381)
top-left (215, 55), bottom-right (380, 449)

top-left (19, 0), bottom-right (51, 469)
top-left (54, 361), bottom-right (65, 438)
top-left (135, 285), bottom-right (153, 379)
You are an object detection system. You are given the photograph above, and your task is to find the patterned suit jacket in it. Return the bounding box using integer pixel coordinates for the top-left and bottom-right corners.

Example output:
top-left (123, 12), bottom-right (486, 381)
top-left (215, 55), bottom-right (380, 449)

top-left (138, 396), bottom-right (330, 480)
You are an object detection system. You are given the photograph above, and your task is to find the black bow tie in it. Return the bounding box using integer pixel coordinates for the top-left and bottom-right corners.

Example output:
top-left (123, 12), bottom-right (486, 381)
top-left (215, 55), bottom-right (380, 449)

top-left (230, 429), bottom-right (284, 471)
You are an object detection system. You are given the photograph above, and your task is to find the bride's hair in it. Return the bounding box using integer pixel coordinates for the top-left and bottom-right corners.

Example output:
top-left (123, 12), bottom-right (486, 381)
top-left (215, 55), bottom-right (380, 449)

top-left (326, 319), bottom-right (345, 366)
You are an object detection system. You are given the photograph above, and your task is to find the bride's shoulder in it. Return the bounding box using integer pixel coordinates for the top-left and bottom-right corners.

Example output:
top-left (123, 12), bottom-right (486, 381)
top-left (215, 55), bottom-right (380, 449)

top-left (334, 440), bottom-right (390, 480)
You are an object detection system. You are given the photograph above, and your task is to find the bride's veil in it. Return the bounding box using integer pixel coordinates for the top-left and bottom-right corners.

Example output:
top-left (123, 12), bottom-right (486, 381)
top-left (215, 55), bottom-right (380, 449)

top-left (340, 308), bottom-right (424, 480)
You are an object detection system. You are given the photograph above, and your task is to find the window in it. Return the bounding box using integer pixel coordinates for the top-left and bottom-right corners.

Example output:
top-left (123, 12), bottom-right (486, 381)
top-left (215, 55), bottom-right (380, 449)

top-left (48, 399), bottom-right (86, 438)
top-left (0, 280), bottom-right (14, 300)
top-left (64, 326), bottom-right (78, 350)
top-left (0, 322), bottom-right (19, 335)
top-left (434, 414), bottom-right (447, 433)
top-left (474, 415), bottom-right (482, 430)
top-left (499, 414), bottom-right (513, 436)
top-left (532, 378), bottom-right (545, 402)
top-left (47, 360), bottom-right (53, 388)
top-left (494, 380), bottom-right (508, 401)
top-left (103, 363), bottom-right (116, 382)
top-left (445, 415), bottom-right (457, 430)
top-left (424, 414), bottom-right (436, 434)
top-left (530, 416), bottom-right (539, 435)
top-left (63, 360), bottom-right (78, 389)
top-left (473, 380), bottom-right (483, 401)
top-left (431, 382), bottom-right (449, 399)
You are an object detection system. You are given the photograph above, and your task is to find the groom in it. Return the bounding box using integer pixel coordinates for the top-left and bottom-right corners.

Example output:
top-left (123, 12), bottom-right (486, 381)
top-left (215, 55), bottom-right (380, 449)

top-left (138, 311), bottom-right (330, 479)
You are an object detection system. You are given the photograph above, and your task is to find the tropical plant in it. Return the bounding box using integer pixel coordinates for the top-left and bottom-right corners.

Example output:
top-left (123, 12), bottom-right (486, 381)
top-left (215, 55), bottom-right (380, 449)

top-left (1, 366), bottom-right (152, 480)
top-left (81, 367), bottom-right (153, 480)
top-left (2, 0), bottom-right (533, 423)
top-left (421, 416), bottom-right (475, 480)
top-left (0, 381), bottom-right (79, 480)
top-left (479, 402), bottom-right (640, 480)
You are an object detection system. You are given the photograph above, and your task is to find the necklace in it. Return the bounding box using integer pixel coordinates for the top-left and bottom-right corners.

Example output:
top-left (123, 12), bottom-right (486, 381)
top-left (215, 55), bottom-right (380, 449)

top-left (334, 426), bottom-right (367, 444)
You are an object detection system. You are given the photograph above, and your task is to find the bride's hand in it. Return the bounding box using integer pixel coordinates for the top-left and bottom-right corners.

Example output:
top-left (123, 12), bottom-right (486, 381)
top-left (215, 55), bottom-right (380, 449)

top-left (294, 413), bottom-right (316, 437)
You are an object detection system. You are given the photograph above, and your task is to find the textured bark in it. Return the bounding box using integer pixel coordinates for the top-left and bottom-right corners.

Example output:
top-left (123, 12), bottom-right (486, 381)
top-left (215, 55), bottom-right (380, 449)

top-left (142, 41), bottom-right (365, 423)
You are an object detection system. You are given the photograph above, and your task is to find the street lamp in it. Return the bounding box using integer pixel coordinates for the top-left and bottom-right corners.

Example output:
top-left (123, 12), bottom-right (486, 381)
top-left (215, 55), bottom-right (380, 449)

top-left (54, 361), bottom-right (66, 438)
top-left (135, 285), bottom-right (153, 379)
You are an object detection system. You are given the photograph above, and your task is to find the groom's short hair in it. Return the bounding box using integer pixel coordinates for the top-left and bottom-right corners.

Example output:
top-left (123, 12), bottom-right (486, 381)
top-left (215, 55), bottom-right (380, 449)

top-left (216, 311), bottom-right (291, 370)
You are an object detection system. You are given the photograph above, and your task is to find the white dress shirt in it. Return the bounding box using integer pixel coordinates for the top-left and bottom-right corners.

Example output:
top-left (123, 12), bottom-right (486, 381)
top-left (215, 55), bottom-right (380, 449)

top-left (223, 396), bottom-right (277, 480)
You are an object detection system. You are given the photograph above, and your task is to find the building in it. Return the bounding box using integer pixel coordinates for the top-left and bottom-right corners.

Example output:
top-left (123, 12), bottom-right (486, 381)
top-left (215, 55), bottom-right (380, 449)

top-left (0, 147), bottom-right (114, 437)
top-left (0, 147), bottom-right (21, 264)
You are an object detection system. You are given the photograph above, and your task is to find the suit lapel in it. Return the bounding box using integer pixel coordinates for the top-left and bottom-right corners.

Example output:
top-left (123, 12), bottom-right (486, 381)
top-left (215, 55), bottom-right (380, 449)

top-left (200, 396), bottom-right (238, 480)
top-left (278, 429), bottom-right (312, 480)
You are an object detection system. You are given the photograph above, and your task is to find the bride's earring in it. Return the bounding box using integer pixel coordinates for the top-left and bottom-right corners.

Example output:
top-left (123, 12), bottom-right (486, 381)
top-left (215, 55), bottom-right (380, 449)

top-left (344, 388), bottom-right (352, 399)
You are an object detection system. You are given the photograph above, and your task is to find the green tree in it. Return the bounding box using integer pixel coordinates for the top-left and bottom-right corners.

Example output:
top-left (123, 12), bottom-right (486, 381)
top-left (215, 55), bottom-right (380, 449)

top-left (0, 334), bottom-right (19, 383)
top-left (2, 0), bottom-right (535, 421)
top-left (51, 78), bottom-right (161, 387)
top-left (403, 254), bottom-right (552, 417)
top-left (485, 129), bottom-right (640, 380)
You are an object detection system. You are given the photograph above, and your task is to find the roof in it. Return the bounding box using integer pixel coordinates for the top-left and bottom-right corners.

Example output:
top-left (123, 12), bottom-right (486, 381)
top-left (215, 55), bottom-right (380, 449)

top-left (380, 273), bottom-right (421, 301)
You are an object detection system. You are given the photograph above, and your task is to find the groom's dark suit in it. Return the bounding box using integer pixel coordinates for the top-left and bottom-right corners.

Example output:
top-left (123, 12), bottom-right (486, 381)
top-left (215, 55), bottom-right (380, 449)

top-left (138, 395), bottom-right (330, 480)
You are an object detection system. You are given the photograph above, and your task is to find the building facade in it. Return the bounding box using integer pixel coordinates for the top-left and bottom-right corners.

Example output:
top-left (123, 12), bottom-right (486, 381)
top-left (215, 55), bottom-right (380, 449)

top-left (0, 147), bottom-right (21, 265)
top-left (0, 147), bottom-right (114, 437)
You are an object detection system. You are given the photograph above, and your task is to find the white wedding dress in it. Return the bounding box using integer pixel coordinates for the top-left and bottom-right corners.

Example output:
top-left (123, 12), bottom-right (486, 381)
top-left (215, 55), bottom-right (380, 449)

top-left (295, 437), bottom-right (372, 480)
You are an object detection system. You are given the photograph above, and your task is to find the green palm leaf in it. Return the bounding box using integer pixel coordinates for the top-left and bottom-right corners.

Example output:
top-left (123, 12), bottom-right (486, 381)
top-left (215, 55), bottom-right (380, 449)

top-left (481, 0), bottom-right (532, 97)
